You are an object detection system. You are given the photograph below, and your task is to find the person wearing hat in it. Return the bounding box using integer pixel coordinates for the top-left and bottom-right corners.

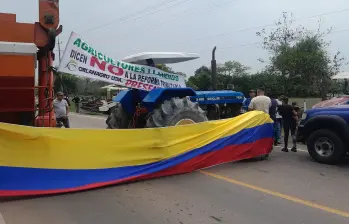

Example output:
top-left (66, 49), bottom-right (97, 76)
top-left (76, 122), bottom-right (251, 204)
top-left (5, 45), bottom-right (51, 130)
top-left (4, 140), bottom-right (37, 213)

top-left (53, 91), bottom-right (70, 128)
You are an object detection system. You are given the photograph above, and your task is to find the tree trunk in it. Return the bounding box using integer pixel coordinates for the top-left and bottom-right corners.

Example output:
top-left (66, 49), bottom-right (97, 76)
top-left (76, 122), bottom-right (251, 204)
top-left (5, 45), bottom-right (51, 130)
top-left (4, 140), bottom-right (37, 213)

top-left (282, 71), bottom-right (289, 96)
top-left (344, 79), bottom-right (349, 95)
top-left (320, 74), bottom-right (329, 101)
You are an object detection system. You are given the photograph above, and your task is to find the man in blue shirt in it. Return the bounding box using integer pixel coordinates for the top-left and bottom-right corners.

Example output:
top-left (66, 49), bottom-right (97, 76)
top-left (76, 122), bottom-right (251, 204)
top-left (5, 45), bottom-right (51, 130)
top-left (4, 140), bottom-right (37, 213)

top-left (243, 90), bottom-right (256, 111)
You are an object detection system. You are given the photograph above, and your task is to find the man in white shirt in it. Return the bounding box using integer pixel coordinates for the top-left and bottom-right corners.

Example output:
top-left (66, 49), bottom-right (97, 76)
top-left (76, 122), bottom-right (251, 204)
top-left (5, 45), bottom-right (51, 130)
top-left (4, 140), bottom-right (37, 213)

top-left (53, 91), bottom-right (70, 128)
top-left (248, 88), bottom-right (271, 114)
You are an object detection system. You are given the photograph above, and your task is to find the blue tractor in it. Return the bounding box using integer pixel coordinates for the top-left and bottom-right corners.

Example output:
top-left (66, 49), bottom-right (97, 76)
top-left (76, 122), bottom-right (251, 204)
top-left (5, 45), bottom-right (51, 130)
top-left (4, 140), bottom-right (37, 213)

top-left (106, 52), bottom-right (245, 129)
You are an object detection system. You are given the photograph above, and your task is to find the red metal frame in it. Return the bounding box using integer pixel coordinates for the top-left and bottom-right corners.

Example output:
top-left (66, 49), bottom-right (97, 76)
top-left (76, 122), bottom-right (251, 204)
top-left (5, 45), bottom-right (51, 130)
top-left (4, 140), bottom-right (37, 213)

top-left (132, 107), bottom-right (148, 128)
top-left (34, 0), bottom-right (61, 127)
top-left (36, 51), bottom-right (55, 127)
top-left (0, 0), bottom-right (61, 127)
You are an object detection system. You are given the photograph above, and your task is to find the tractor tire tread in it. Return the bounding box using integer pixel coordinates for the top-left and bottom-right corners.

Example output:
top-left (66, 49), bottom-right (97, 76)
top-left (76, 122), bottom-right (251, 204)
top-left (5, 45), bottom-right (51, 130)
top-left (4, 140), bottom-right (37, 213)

top-left (146, 97), bottom-right (208, 128)
top-left (106, 103), bottom-right (129, 129)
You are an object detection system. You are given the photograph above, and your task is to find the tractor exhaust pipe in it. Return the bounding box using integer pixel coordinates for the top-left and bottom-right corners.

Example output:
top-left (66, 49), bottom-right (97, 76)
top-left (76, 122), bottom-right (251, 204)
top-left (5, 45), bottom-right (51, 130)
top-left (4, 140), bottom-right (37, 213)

top-left (211, 46), bottom-right (217, 90)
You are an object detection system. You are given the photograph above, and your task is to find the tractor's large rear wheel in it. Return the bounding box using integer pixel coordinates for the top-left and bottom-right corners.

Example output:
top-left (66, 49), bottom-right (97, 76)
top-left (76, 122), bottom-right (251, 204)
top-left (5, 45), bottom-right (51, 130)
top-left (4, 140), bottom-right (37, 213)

top-left (106, 103), bottom-right (130, 129)
top-left (146, 97), bottom-right (208, 128)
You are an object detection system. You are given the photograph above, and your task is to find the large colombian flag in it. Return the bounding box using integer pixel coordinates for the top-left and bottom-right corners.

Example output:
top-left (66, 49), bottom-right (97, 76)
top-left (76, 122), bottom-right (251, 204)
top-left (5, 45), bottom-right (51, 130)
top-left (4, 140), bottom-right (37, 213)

top-left (0, 111), bottom-right (273, 197)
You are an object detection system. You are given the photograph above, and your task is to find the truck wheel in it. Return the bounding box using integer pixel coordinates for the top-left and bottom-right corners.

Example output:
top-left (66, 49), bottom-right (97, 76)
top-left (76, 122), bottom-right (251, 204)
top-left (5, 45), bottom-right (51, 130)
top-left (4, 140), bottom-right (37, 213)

top-left (146, 97), bottom-right (208, 128)
top-left (307, 129), bottom-right (345, 165)
top-left (106, 104), bottom-right (130, 129)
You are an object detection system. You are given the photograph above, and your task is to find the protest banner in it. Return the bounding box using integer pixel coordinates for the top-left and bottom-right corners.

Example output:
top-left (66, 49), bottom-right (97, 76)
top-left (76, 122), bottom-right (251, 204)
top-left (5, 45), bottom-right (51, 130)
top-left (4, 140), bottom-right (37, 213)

top-left (58, 32), bottom-right (186, 91)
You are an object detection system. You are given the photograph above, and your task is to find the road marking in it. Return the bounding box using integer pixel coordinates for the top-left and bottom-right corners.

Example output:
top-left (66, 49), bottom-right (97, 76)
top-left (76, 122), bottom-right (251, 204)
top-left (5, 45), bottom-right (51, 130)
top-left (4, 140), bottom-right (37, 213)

top-left (199, 170), bottom-right (349, 218)
top-left (0, 212), bottom-right (6, 224)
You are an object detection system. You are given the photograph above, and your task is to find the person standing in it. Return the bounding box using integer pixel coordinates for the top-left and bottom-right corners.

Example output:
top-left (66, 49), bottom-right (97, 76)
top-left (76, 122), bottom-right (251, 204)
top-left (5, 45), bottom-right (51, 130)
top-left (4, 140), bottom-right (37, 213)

top-left (278, 97), bottom-right (297, 152)
top-left (243, 90), bottom-right (256, 111)
top-left (72, 95), bottom-right (81, 113)
top-left (275, 96), bottom-right (283, 145)
top-left (248, 88), bottom-right (271, 114)
top-left (269, 95), bottom-right (279, 145)
top-left (292, 101), bottom-right (301, 120)
top-left (53, 91), bottom-right (70, 128)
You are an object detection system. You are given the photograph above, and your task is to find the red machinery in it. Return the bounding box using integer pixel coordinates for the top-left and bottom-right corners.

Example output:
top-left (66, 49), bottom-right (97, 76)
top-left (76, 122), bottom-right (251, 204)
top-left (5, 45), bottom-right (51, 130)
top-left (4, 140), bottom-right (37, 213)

top-left (0, 0), bottom-right (62, 127)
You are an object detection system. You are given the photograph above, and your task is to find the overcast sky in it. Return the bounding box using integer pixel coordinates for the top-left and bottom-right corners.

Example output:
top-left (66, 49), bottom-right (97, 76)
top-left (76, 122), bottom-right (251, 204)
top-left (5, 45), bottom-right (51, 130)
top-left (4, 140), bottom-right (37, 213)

top-left (1, 0), bottom-right (349, 76)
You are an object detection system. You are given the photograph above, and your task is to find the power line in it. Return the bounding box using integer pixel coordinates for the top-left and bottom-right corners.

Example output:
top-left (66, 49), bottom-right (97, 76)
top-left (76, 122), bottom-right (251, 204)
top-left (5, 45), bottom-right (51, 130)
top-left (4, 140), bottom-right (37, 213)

top-left (61, 0), bottom-right (233, 39)
top-left (81, 0), bottom-right (181, 34)
top-left (199, 42), bottom-right (260, 53)
top-left (162, 8), bottom-right (349, 47)
top-left (59, 5), bottom-right (349, 59)
top-left (122, 7), bottom-right (349, 53)
top-left (114, 0), bottom-right (192, 24)
top-left (82, 0), bottom-right (191, 35)
top-left (198, 27), bottom-right (349, 53)
top-left (328, 27), bottom-right (349, 35)
top-left (112, 0), bottom-right (238, 40)
top-left (60, 1), bottom-right (139, 36)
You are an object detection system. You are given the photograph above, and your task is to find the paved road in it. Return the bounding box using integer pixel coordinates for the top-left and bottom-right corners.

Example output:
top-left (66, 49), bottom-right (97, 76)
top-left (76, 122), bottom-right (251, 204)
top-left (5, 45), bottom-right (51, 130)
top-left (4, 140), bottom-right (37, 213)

top-left (1, 113), bottom-right (348, 224)
top-left (69, 113), bottom-right (108, 129)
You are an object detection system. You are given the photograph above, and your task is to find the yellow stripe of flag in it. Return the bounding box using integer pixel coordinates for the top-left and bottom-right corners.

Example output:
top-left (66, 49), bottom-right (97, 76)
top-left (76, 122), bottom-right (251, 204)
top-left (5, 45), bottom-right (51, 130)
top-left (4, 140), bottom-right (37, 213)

top-left (0, 111), bottom-right (272, 169)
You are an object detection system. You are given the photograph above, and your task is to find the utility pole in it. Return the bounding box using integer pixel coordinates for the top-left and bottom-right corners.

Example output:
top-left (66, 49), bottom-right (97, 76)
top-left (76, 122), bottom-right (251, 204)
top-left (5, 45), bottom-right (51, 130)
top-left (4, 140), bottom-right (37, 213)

top-left (57, 37), bottom-right (62, 62)
top-left (211, 46), bottom-right (217, 90)
top-left (57, 37), bottom-right (63, 92)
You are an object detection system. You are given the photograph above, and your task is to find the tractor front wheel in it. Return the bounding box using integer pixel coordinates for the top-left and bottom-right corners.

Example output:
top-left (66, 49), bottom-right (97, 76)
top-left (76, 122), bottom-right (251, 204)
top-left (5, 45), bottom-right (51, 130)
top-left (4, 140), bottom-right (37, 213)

top-left (106, 103), bottom-right (130, 129)
top-left (145, 97), bottom-right (208, 128)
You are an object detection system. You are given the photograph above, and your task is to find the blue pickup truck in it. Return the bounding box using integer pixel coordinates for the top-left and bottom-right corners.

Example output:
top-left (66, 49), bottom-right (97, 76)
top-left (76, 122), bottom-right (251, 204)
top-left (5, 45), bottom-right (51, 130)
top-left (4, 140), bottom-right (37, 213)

top-left (297, 104), bottom-right (349, 164)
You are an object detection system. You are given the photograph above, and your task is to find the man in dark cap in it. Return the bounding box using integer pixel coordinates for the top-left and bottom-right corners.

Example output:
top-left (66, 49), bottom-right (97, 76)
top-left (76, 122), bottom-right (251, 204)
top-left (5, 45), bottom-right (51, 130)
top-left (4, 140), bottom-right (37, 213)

top-left (278, 97), bottom-right (297, 152)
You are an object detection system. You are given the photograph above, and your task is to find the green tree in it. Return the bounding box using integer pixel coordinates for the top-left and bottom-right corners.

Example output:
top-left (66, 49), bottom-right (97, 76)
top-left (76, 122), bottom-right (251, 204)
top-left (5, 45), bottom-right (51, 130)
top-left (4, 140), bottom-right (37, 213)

top-left (187, 66), bottom-right (212, 90)
top-left (217, 60), bottom-right (251, 90)
top-left (187, 61), bottom-right (252, 91)
top-left (185, 79), bottom-right (198, 90)
top-left (155, 64), bottom-right (175, 73)
top-left (53, 72), bottom-right (80, 94)
top-left (256, 12), bottom-right (308, 95)
top-left (270, 35), bottom-right (346, 99)
top-left (257, 12), bottom-right (345, 99)
top-left (217, 61), bottom-right (250, 77)
top-left (257, 12), bottom-right (306, 55)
